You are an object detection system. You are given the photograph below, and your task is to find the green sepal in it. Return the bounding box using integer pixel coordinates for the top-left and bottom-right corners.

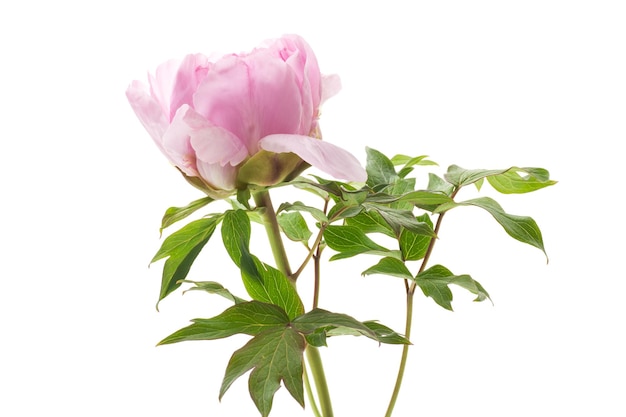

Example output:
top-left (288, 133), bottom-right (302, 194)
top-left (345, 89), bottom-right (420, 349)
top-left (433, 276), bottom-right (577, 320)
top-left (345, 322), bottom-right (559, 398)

top-left (237, 150), bottom-right (304, 186)
top-left (151, 215), bottom-right (222, 307)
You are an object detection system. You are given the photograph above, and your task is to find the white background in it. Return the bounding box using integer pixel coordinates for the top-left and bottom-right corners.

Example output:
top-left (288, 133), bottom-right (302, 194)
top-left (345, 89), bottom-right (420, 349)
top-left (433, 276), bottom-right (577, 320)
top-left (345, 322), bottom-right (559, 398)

top-left (1, 1), bottom-right (625, 416)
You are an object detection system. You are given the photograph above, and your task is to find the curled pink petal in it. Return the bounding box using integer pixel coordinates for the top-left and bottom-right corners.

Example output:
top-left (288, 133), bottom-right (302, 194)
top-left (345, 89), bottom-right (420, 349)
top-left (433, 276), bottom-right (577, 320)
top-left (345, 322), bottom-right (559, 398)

top-left (321, 74), bottom-right (342, 104)
top-left (126, 80), bottom-right (169, 156)
top-left (259, 134), bottom-right (366, 182)
top-left (190, 126), bottom-right (248, 166)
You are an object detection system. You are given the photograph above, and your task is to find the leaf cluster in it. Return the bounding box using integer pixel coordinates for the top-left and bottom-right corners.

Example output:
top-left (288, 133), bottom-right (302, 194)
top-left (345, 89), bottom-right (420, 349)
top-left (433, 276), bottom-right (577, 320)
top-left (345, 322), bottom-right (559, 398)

top-left (148, 146), bottom-right (555, 415)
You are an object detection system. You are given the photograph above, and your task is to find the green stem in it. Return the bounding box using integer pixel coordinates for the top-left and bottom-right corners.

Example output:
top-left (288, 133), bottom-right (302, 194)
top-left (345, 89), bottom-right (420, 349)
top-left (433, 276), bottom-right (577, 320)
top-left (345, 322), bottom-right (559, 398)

top-left (384, 188), bottom-right (457, 417)
top-left (253, 189), bottom-right (334, 417)
top-left (384, 291), bottom-right (414, 417)
top-left (303, 366), bottom-right (322, 417)
top-left (306, 346), bottom-right (334, 417)
top-left (253, 190), bottom-right (293, 281)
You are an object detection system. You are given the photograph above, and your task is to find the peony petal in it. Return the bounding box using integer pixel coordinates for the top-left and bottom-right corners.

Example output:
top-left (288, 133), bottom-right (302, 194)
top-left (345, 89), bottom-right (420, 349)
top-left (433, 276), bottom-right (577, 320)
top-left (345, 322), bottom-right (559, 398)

top-left (193, 51), bottom-right (306, 154)
top-left (189, 125), bottom-right (248, 166)
top-left (161, 105), bottom-right (198, 176)
top-left (168, 54), bottom-right (210, 120)
top-left (148, 58), bottom-right (180, 120)
top-left (126, 80), bottom-right (169, 155)
top-left (196, 160), bottom-right (238, 191)
top-left (259, 134), bottom-right (367, 182)
top-left (321, 74), bottom-right (342, 104)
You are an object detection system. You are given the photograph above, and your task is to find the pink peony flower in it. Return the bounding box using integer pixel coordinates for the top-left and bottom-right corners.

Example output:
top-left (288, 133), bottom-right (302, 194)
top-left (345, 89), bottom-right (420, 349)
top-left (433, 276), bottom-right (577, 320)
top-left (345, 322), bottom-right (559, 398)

top-left (126, 35), bottom-right (366, 198)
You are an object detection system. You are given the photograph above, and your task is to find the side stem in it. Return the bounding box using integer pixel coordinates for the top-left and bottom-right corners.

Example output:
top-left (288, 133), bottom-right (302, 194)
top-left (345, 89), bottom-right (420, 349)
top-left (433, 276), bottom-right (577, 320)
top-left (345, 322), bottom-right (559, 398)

top-left (384, 188), bottom-right (457, 416)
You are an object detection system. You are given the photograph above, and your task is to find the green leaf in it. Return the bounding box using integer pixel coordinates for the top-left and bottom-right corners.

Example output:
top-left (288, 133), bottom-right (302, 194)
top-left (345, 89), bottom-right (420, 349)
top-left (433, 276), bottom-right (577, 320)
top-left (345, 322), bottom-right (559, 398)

top-left (159, 197), bottom-right (213, 234)
top-left (323, 225), bottom-right (394, 260)
top-left (386, 178), bottom-right (416, 210)
top-left (398, 190), bottom-right (453, 211)
top-left (277, 212), bottom-right (312, 243)
top-left (444, 165), bottom-right (510, 188)
top-left (292, 309), bottom-right (376, 339)
top-left (277, 201), bottom-right (328, 223)
top-left (240, 252), bottom-right (304, 320)
top-left (436, 197), bottom-right (547, 258)
top-left (157, 301), bottom-right (289, 345)
top-left (151, 216), bottom-right (221, 306)
top-left (345, 210), bottom-right (395, 237)
top-left (399, 213), bottom-right (433, 261)
top-left (427, 173), bottom-right (455, 196)
top-left (487, 167), bottom-right (557, 194)
top-left (327, 202), bottom-right (364, 222)
top-left (364, 204), bottom-right (435, 238)
top-left (222, 210), bottom-right (252, 268)
top-left (362, 321), bottom-right (411, 345)
top-left (390, 154), bottom-right (438, 167)
top-left (366, 147), bottom-right (398, 187)
top-left (414, 265), bottom-right (491, 310)
top-left (361, 257), bottom-right (413, 280)
top-left (181, 280), bottom-right (247, 304)
top-left (220, 327), bottom-right (305, 417)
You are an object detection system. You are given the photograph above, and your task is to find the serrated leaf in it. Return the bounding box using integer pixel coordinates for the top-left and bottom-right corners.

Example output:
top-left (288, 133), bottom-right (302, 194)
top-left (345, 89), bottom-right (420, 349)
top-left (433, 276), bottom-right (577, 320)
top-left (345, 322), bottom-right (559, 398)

top-left (444, 165), bottom-right (510, 188)
top-left (277, 212), bottom-right (312, 243)
top-left (222, 210), bottom-right (252, 268)
top-left (157, 301), bottom-right (289, 345)
top-left (323, 225), bottom-right (392, 259)
top-left (435, 197), bottom-right (547, 259)
top-left (159, 197), bottom-right (214, 234)
top-left (361, 257), bottom-right (413, 280)
top-left (414, 265), bottom-right (491, 310)
top-left (151, 216), bottom-right (221, 305)
top-left (366, 147), bottom-right (398, 187)
top-left (487, 167), bottom-right (557, 194)
top-left (240, 252), bottom-right (304, 320)
top-left (220, 327), bottom-right (305, 417)
top-left (181, 280), bottom-right (247, 304)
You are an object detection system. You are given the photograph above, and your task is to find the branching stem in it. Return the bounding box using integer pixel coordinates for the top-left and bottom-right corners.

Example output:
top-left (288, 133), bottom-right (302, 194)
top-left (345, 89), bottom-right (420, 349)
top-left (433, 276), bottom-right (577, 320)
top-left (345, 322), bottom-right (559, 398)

top-left (384, 188), bottom-right (459, 417)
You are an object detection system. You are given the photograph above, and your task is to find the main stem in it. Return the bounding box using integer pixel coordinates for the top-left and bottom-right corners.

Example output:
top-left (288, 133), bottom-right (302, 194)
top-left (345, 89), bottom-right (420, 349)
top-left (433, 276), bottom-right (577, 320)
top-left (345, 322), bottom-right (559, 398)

top-left (253, 190), bottom-right (334, 417)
